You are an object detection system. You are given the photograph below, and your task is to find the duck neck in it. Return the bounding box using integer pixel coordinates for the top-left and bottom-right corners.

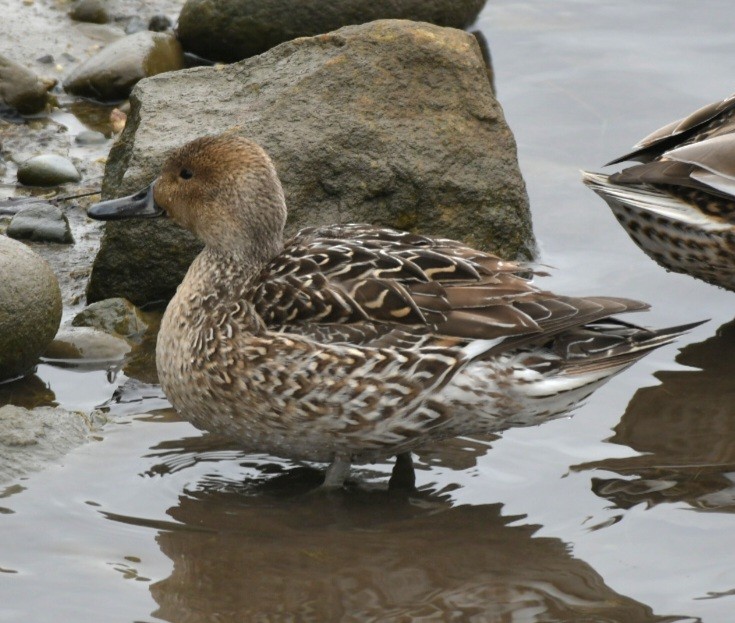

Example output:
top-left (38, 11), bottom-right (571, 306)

top-left (177, 245), bottom-right (277, 334)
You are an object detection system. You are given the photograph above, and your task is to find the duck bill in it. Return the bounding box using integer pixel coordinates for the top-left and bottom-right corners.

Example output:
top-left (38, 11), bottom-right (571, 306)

top-left (87, 184), bottom-right (164, 220)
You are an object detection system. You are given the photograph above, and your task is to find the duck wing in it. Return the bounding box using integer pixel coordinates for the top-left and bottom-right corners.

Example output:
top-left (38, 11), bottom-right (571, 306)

top-left (252, 224), bottom-right (648, 343)
top-left (609, 134), bottom-right (735, 218)
top-left (607, 92), bottom-right (735, 165)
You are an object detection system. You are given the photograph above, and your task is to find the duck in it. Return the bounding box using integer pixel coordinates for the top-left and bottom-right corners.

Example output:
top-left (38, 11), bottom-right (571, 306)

top-left (88, 133), bottom-right (696, 489)
top-left (583, 92), bottom-right (735, 292)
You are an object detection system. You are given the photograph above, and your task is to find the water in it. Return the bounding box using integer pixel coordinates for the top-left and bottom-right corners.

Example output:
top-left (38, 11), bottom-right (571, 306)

top-left (2, 1), bottom-right (735, 621)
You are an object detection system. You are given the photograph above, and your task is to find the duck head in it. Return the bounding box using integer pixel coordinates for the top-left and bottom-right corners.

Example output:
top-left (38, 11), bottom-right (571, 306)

top-left (88, 134), bottom-right (287, 263)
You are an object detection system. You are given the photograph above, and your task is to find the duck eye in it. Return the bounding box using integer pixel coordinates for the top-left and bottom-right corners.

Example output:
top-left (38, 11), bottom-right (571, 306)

top-left (179, 168), bottom-right (193, 180)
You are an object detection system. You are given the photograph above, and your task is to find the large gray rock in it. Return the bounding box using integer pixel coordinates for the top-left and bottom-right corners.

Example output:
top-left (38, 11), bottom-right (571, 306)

top-left (0, 236), bottom-right (62, 380)
top-left (63, 31), bottom-right (185, 101)
top-left (88, 20), bottom-right (532, 306)
top-left (178, 0), bottom-right (487, 61)
top-left (0, 54), bottom-right (54, 115)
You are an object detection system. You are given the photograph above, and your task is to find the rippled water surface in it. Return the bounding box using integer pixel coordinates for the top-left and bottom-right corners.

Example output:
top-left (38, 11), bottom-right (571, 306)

top-left (2, 1), bottom-right (735, 622)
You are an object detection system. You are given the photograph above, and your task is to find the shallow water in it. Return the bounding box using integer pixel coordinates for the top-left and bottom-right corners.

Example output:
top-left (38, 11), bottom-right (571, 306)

top-left (2, 1), bottom-right (735, 621)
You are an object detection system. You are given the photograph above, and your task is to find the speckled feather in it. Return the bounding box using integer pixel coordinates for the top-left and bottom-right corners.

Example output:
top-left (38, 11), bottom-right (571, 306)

top-left (583, 92), bottom-right (735, 291)
top-left (95, 134), bottom-right (694, 474)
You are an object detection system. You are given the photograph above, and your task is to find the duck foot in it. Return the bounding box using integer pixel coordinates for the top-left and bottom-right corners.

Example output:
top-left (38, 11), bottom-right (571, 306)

top-left (388, 452), bottom-right (416, 491)
top-left (322, 455), bottom-right (351, 488)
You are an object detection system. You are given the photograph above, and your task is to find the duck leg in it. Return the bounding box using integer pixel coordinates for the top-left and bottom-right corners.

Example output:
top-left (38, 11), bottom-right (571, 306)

top-left (322, 454), bottom-right (351, 488)
top-left (389, 452), bottom-right (416, 491)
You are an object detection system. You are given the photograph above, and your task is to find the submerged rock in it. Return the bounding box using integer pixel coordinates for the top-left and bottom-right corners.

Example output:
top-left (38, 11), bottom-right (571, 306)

top-left (16, 155), bottom-right (81, 187)
top-left (63, 31), bottom-right (184, 101)
top-left (178, 0), bottom-right (488, 61)
top-left (0, 236), bottom-right (62, 381)
top-left (88, 20), bottom-right (532, 306)
top-left (0, 405), bottom-right (105, 484)
top-left (0, 54), bottom-right (54, 114)
top-left (72, 297), bottom-right (149, 341)
top-left (7, 203), bottom-right (74, 244)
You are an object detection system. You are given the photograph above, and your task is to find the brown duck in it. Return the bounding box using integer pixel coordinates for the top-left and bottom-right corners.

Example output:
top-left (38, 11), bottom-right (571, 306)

top-left (583, 92), bottom-right (735, 292)
top-left (89, 134), bottom-right (696, 488)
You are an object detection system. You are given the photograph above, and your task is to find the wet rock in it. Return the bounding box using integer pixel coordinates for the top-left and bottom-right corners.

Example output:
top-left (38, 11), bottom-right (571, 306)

top-left (0, 236), bottom-right (62, 381)
top-left (44, 326), bottom-right (131, 367)
top-left (88, 20), bottom-right (532, 306)
top-left (178, 0), bottom-right (488, 62)
top-left (63, 31), bottom-right (184, 102)
top-left (75, 129), bottom-right (108, 145)
top-left (69, 0), bottom-right (109, 24)
top-left (0, 405), bottom-right (105, 484)
top-left (72, 297), bottom-right (149, 341)
top-left (0, 54), bottom-right (53, 114)
top-left (17, 154), bottom-right (81, 186)
top-left (148, 15), bottom-right (172, 32)
top-left (6, 203), bottom-right (74, 244)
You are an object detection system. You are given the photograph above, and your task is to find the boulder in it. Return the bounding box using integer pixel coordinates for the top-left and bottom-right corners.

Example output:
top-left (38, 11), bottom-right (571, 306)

top-left (177, 0), bottom-right (487, 61)
top-left (6, 203), bottom-right (74, 244)
top-left (0, 54), bottom-right (53, 115)
top-left (63, 31), bottom-right (185, 101)
top-left (0, 236), bottom-right (62, 380)
top-left (88, 20), bottom-right (532, 306)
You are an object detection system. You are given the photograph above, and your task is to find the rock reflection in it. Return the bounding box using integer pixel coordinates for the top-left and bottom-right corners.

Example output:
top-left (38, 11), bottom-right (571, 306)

top-left (147, 475), bottom-right (684, 622)
top-left (0, 373), bottom-right (55, 409)
top-left (578, 319), bottom-right (735, 513)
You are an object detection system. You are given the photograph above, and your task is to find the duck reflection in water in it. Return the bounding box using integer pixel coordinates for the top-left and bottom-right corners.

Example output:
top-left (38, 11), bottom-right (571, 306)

top-left (113, 462), bottom-right (691, 623)
top-left (577, 318), bottom-right (735, 512)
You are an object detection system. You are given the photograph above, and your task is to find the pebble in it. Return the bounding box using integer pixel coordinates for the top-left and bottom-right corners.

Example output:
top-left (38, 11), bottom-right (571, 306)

top-left (6, 202), bottom-right (74, 244)
top-left (148, 15), bottom-right (172, 32)
top-left (75, 129), bottom-right (108, 145)
top-left (17, 154), bottom-right (81, 186)
top-left (69, 0), bottom-right (109, 24)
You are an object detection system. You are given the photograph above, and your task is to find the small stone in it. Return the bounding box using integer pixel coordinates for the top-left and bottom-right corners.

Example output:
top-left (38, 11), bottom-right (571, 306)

top-left (75, 129), bottom-right (107, 145)
top-left (72, 297), bottom-right (148, 341)
top-left (69, 0), bottom-right (109, 24)
top-left (110, 107), bottom-right (126, 133)
top-left (0, 54), bottom-right (53, 114)
top-left (36, 54), bottom-right (54, 64)
top-left (148, 15), bottom-right (172, 32)
top-left (7, 203), bottom-right (74, 244)
top-left (63, 31), bottom-right (185, 101)
top-left (17, 154), bottom-right (81, 186)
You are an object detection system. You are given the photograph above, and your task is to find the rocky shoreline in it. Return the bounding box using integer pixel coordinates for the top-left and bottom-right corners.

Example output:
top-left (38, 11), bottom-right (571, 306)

top-left (0, 0), bottom-right (535, 482)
